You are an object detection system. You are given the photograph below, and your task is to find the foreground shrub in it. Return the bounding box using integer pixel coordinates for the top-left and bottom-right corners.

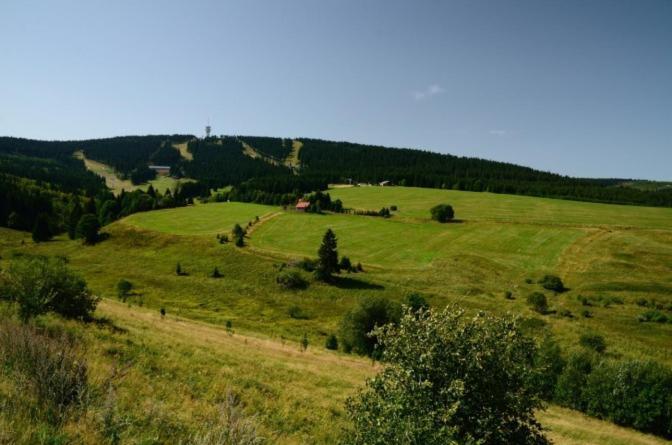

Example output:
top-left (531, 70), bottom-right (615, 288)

top-left (638, 310), bottom-right (668, 323)
top-left (339, 297), bottom-right (401, 357)
top-left (0, 321), bottom-right (88, 423)
top-left (344, 307), bottom-right (548, 445)
top-left (429, 204), bottom-right (455, 223)
top-left (1, 256), bottom-right (98, 322)
top-left (276, 270), bottom-right (307, 290)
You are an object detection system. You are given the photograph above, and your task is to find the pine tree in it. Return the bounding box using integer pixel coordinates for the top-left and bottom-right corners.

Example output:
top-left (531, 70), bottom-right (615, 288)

top-left (315, 229), bottom-right (338, 282)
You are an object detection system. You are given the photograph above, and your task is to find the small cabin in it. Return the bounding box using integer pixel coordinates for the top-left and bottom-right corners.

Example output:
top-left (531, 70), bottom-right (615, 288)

top-left (149, 165), bottom-right (171, 176)
top-left (295, 200), bottom-right (310, 211)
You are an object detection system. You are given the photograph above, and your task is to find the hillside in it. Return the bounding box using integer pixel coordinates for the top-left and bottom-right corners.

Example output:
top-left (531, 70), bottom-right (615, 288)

top-left (1, 182), bottom-right (671, 444)
top-left (2, 135), bottom-right (672, 210)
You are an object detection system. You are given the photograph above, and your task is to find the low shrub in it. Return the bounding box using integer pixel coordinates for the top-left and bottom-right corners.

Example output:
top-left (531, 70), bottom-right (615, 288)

top-left (638, 310), bottom-right (668, 323)
top-left (504, 291), bottom-right (514, 300)
top-left (190, 391), bottom-right (264, 445)
top-left (539, 275), bottom-right (566, 293)
top-left (526, 292), bottom-right (548, 314)
top-left (429, 204), bottom-right (454, 223)
top-left (116, 279), bottom-right (132, 300)
top-left (579, 333), bottom-right (607, 353)
top-left (325, 334), bottom-right (338, 350)
top-left (287, 305), bottom-right (309, 320)
top-left (276, 270), bottom-right (307, 290)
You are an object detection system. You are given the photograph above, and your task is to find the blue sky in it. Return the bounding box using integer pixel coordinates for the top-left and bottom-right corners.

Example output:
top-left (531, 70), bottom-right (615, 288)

top-left (1, 0), bottom-right (670, 179)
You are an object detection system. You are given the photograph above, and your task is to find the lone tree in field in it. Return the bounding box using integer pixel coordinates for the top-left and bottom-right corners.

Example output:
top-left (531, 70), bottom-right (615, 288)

top-left (430, 204), bottom-right (455, 223)
top-left (315, 228), bottom-right (339, 282)
top-left (344, 306), bottom-right (549, 445)
top-left (116, 279), bottom-right (133, 301)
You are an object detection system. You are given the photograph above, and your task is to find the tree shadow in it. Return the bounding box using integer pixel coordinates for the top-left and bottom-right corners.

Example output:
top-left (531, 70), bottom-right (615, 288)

top-left (330, 276), bottom-right (384, 290)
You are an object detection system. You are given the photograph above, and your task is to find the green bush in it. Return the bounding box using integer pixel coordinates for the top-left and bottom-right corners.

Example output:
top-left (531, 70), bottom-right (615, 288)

top-left (276, 270), bottom-right (307, 290)
top-left (638, 310), bottom-right (668, 323)
top-left (287, 305), bottom-right (309, 319)
top-left (325, 334), bottom-right (338, 350)
top-left (579, 333), bottom-right (607, 353)
top-left (2, 256), bottom-right (98, 322)
top-left (429, 204), bottom-right (455, 223)
top-left (116, 279), bottom-right (133, 301)
top-left (344, 307), bottom-right (549, 444)
top-left (339, 297), bottom-right (401, 357)
top-left (538, 275), bottom-right (565, 292)
top-left (338, 256), bottom-right (353, 272)
top-left (404, 292), bottom-right (429, 313)
top-left (504, 290), bottom-right (514, 299)
top-left (526, 292), bottom-right (548, 314)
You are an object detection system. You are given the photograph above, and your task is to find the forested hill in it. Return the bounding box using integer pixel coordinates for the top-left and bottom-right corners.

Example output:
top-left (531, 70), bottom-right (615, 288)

top-left (1, 135), bottom-right (671, 207)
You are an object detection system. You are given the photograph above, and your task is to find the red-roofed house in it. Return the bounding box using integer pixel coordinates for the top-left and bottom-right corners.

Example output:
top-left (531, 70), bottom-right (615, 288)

top-left (295, 200), bottom-right (310, 211)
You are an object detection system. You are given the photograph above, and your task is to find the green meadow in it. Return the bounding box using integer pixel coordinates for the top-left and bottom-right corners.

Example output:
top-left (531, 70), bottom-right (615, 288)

top-left (2, 185), bottom-right (671, 443)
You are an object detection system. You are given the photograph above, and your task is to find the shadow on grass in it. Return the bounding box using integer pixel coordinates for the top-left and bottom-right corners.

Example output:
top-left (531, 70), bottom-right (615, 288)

top-left (330, 276), bottom-right (384, 290)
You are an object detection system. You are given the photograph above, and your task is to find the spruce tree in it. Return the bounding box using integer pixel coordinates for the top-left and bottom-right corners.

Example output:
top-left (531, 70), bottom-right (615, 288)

top-left (316, 229), bottom-right (338, 282)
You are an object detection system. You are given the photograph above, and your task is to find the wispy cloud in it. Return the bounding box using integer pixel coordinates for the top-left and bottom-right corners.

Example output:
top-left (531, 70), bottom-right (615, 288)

top-left (412, 84), bottom-right (445, 101)
top-left (488, 129), bottom-right (509, 136)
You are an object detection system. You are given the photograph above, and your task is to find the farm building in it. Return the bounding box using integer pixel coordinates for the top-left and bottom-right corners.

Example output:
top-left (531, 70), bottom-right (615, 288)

top-left (149, 165), bottom-right (171, 175)
top-left (295, 200), bottom-right (310, 211)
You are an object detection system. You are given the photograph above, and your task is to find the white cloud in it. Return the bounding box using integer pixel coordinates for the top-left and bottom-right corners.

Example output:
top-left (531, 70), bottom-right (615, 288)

top-left (412, 84), bottom-right (445, 101)
top-left (488, 129), bottom-right (509, 136)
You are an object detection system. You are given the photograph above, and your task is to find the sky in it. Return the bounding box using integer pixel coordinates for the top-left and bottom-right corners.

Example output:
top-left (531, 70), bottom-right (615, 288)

top-left (1, 0), bottom-right (670, 180)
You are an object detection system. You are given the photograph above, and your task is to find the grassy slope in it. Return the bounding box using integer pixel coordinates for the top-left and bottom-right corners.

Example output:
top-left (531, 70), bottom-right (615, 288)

top-left (2, 186), bottom-right (672, 443)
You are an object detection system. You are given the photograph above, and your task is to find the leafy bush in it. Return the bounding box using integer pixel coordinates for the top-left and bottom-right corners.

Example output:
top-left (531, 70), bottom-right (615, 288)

top-left (0, 321), bottom-right (88, 423)
top-left (582, 310), bottom-right (593, 318)
top-left (526, 292), bottom-right (548, 314)
top-left (533, 336), bottom-right (565, 400)
top-left (404, 292), bottom-right (429, 313)
top-left (429, 204), bottom-right (454, 223)
top-left (504, 290), bottom-right (514, 299)
top-left (294, 258), bottom-right (317, 272)
top-left (325, 334), bottom-right (338, 350)
top-left (538, 275), bottom-right (565, 293)
top-left (116, 279), bottom-right (132, 300)
top-left (579, 333), bottom-right (607, 353)
top-left (276, 270), bottom-right (307, 290)
top-left (344, 307), bottom-right (549, 445)
top-left (339, 297), bottom-right (401, 357)
top-left (638, 310), bottom-right (668, 323)
top-left (211, 267), bottom-right (223, 278)
top-left (287, 305), bottom-right (309, 319)
top-left (1, 256), bottom-right (98, 321)
top-left (389, 205), bottom-right (397, 211)
top-left (338, 256), bottom-right (353, 272)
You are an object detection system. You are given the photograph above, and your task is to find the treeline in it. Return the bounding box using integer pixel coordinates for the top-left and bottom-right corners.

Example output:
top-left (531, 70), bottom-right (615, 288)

top-left (238, 136), bottom-right (293, 160)
top-left (0, 154), bottom-right (104, 195)
top-left (298, 138), bottom-right (672, 207)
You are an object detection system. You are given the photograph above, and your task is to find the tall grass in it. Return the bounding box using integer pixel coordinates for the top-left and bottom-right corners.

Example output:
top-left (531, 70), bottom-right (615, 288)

top-left (0, 321), bottom-right (88, 423)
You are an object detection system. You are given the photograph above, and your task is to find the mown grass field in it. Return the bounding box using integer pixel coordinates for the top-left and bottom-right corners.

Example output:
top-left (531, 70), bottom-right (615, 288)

top-left (2, 185), bottom-right (672, 444)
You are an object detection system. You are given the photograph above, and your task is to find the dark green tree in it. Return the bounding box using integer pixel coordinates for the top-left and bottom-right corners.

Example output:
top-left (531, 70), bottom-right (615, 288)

top-left (315, 229), bottom-right (338, 282)
top-left (430, 204), bottom-right (455, 223)
top-left (579, 333), bottom-right (607, 353)
top-left (343, 307), bottom-right (549, 445)
top-left (116, 279), bottom-right (133, 301)
top-left (31, 213), bottom-right (52, 243)
top-left (325, 334), bottom-right (339, 350)
top-left (76, 214), bottom-right (100, 245)
top-left (526, 292), bottom-right (548, 314)
top-left (405, 292), bottom-right (430, 314)
top-left (339, 296), bottom-right (402, 357)
top-left (67, 199), bottom-right (83, 239)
